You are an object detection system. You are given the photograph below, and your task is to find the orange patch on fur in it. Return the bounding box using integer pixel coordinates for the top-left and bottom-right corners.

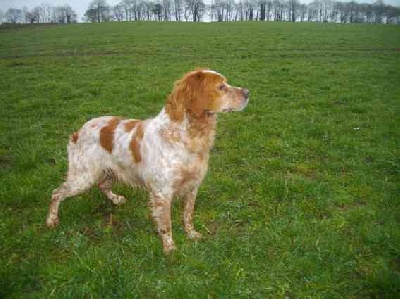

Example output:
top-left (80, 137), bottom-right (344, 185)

top-left (124, 120), bottom-right (139, 132)
top-left (100, 117), bottom-right (121, 153)
top-left (71, 131), bottom-right (79, 144)
top-left (130, 122), bottom-right (144, 163)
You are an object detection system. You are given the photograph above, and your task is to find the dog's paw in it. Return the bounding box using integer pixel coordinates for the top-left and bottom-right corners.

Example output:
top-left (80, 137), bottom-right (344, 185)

top-left (46, 217), bottom-right (59, 228)
top-left (187, 230), bottom-right (203, 240)
top-left (163, 243), bottom-right (177, 254)
top-left (113, 195), bottom-right (127, 205)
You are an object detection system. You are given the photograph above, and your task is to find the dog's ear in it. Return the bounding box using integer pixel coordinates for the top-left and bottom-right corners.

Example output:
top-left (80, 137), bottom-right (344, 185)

top-left (185, 71), bottom-right (209, 117)
top-left (165, 77), bottom-right (188, 122)
top-left (166, 71), bottom-right (205, 122)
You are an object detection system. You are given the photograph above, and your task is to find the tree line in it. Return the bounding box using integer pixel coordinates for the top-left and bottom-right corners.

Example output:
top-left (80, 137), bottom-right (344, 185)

top-left (84, 0), bottom-right (400, 23)
top-left (1, 4), bottom-right (77, 24)
top-left (1, 0), bottom-right (399, 24)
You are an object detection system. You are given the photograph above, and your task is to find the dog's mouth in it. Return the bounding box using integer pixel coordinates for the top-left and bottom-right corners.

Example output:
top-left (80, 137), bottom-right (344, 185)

top-left (222, 98), bottom-right (249, 113)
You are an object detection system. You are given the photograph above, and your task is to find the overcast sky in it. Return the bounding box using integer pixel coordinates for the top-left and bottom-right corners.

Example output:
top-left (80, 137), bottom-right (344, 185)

top-left (1, 0), bottom-right (399, 21)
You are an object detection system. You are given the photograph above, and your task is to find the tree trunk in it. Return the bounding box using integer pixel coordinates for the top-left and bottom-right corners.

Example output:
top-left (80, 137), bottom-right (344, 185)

top-left (260, 4), bottom-right (266, 21)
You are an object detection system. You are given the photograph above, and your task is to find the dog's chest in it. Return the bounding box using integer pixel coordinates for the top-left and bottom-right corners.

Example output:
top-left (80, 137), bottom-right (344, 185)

top-left (172, 153), bottom-right (208, 195)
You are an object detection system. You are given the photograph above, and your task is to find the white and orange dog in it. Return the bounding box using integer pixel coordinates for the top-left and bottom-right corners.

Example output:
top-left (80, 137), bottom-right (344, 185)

top-left (46, 69), bottom-right (249, 253)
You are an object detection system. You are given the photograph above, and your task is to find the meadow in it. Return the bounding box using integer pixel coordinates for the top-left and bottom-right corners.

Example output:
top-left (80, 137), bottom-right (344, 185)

top-left (0, 21), bottom-right (399, 298)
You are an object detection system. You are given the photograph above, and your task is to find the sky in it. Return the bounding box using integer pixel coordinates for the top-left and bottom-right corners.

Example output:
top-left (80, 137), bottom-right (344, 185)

top-left (1, 0), bottom-right (399, 21)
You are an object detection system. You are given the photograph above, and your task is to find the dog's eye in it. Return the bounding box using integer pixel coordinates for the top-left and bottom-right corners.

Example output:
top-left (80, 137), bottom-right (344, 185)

top-left (217, 84), bottom-right (227, 91)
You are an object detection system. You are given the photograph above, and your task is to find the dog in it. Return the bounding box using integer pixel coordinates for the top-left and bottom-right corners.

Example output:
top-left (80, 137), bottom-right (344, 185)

top-left (46, 69), bottom-right (249, 253)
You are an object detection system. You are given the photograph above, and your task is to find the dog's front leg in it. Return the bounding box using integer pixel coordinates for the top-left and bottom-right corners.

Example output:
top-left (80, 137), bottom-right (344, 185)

top-left (183, 188), bottom-right (203, 240)
top-left (149, 192), bottom-right (175, 254)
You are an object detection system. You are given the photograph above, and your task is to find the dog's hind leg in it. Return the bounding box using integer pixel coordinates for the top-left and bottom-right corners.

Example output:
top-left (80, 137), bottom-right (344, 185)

top-left (46, 170), bottom-right (99, 228)
top-left (98, 176), bottom-right (126, 205)
top-left (46, 141), bottom-right (102, 228)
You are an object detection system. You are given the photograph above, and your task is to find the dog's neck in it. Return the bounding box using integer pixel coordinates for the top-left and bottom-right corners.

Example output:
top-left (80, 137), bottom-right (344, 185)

top-left (158, 108), bottom-right (217, 154)
top-left (185, 110), bottom-right (217, 154)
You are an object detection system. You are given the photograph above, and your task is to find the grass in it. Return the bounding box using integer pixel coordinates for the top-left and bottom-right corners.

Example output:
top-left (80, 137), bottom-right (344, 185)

top-left (0, 22), bottom-right (399, 298)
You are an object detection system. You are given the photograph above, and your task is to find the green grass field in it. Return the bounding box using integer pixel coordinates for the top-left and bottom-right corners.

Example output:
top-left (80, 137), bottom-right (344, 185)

top-left (1, 22), bottom-right (399, 298)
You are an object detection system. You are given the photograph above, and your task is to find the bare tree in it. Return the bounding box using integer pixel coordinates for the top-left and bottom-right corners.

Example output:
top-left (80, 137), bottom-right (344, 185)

top-left (234, 1), bottom-right (244, 21)
top-left (242, 0), bottom-right (256, 21)
top-left (373, 0), bottom-right (385, 23)
top-left (113, 3), bottom-right (125, 21)
top-left (49, 5), bottom-right (76, 23)
top-left (298, 3), bottom-right (307, 21)
top-left (25, 7), bottom-right (39, 23)
top-left (40, 3), bottom-right (53, 23)
top-left (211, 0), bottom-right (237, 21)
top-left (259, 0), bottom-right (266, 21)
top-left (347, 1), bottom-right (358, 23)
top-left (185, 0), bottom-right (205, 22)
top-left (385, 4), bottom-right (400, 23)
top-left (265, 0), bottom-right (273, 20)
top-left (162, 0), bottom-right (172, 20)
top-left (66, 5), bottom-right (77, 23)
top-left (288, 0), bottom-right (300, 22)
top-left (308, 0), bottom-right (320, 21)
top-left (329, 1), bottom-right (338, 22)
top-left (119, 0), bottom-right (134, 21)
top-left (173, 0), bottom-right (183, 21)
top-left (272, 0), bottom-right (283, 21)
top-left (226, 0), bottom-right (236, 21)
top-left (321, 0), bottom-right (333, 22)
top-left (212, 0), bottom-right (226, 22)
top-left (5, 8), bottom-right (22, 23)
top-left (141, 1), bottom-right (154, 21)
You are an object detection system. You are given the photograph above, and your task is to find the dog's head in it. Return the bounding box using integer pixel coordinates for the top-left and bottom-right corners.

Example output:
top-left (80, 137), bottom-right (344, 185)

top-left (166, 69), bottom-right (249, 122)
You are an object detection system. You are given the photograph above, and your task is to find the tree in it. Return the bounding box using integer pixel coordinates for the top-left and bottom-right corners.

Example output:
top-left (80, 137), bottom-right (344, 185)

top-left (272, 0), bottom-right (282, 21)
top-left (260, 0), bottom-right (266, 21)
top-left (226, 0), bottom-right (235, 21)
top-left (185, 0), bottom-right (205, 22)
top-left (373, 0), bottom-right (385, 23)
top-left (113, 4), bottom-right (125, 21)
top-left (234, 1), bottom-right (245, 21)
top-left (141, 1), bottom-right (154, 21)
top-left (152, 3), bottom-right (163, 21)
top-left (25, 7), bottom-right (39, 23)
top-left (320, 0), bottom-right (333, 22)
top-left (384, 4), bottom-right (400, 24)
top-left (266, 0), bottom-right (273, 21)
top-left (5, 8), bottom-right (22, 23)
top-left (162, 0), bottom-right (172, 20)
top-left (40, 3), bottom-right (52, 23)
top-left (243, 0), bottom-right (256, 21)
top-left (298, 3), bottom-right (307, 21)
top-left (173, 0), bottom-right (183, 21)
top-left (308, 1), bottom-right (320, 21)
top-left (212, 0), bottom-right (226, 22)
top-left (288, 0), bottom-right (300, 22)
top-left (85, 0), bottom-right (110, 22)
top-left (119, 0), bottom-right (135, 21)
top-left (57, 5), bottom-right (77, 23)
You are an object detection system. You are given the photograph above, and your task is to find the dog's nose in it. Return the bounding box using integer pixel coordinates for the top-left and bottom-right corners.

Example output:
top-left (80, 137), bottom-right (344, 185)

top-left (242, 88), bottom-right (249, 99)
